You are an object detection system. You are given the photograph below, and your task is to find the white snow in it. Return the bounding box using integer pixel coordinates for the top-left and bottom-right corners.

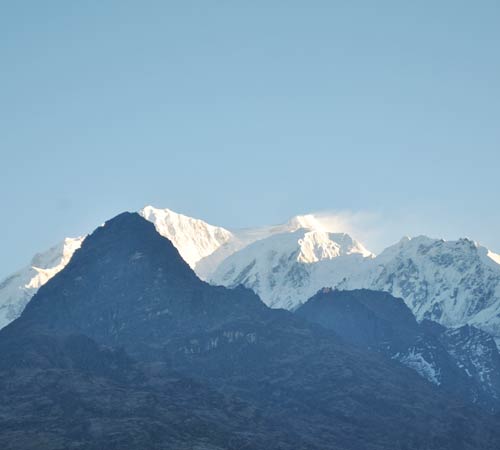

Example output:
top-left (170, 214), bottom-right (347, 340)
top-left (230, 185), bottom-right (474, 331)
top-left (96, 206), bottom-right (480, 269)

top-left (354, 237), bottom-right (500, 331)
top-left (194, 212), bottom-right (370, 279)
top-left (487, 250), bottom-right (500, 266)
top-left (211, 229), bottom-right (373, 309)
top-left (139, 205), bottom-right (234, 270)
top-left (394, 349), bottom-right (441, 385)
top-left (0, 237), bottom-right (84, 329)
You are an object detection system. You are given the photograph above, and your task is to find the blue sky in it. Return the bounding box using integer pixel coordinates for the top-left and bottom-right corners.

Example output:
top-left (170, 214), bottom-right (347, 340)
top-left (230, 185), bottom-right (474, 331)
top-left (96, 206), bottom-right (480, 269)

top-left (1, 1), bottom-right (499, 277)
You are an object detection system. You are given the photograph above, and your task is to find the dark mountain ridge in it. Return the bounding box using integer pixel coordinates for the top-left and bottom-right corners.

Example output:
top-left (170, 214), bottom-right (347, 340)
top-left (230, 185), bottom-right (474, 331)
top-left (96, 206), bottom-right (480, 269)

top-left (297, 288), bottom-right (500, 411)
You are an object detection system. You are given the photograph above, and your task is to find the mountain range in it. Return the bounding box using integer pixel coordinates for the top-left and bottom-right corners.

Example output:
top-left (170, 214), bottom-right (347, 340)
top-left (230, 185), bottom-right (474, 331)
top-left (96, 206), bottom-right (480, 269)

top-left (2, 212), bottom-right (500, 449)
top-left (3, 205), bottom-right (500, 344)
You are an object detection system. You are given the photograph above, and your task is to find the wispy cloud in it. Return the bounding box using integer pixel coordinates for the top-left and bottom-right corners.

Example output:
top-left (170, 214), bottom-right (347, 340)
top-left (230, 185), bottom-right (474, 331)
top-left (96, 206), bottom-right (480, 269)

top-left (308, 210), bottom-right (386, 253)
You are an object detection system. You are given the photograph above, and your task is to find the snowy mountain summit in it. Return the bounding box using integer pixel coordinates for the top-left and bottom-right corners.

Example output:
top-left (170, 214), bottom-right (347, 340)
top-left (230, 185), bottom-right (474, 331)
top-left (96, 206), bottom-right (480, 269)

top-left (211, 229), bottom-right (373, 309)
top-left (139, 205), bottom-right (234, 269)
top-left (351, 236), bottom-right (500, 339)
top-left (0, 237), bottom-right (84, 329)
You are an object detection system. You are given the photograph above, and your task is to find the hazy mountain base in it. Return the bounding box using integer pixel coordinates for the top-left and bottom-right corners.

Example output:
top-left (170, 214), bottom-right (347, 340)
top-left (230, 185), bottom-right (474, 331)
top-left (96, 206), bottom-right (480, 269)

top-left (0, 334), bottom-right (298, 450)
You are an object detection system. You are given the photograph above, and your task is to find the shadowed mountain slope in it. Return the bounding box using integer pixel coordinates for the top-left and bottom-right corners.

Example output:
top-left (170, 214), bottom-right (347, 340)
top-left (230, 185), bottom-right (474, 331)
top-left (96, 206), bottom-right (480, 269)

top-left (297, 289), bottom-right (500, 411)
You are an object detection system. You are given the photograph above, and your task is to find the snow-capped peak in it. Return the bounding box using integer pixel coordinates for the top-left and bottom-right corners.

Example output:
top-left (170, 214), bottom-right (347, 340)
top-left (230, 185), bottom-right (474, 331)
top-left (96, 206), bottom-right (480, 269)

top-left (211, 229), bottom-right (373, 309)
top-left (139, 205), bottom-right (234, 269)
top-left (296, 230), bottom-right (373, 262)
top-left (0, 236), bottom-right (85, 329)
top-left (342, 235), bottom-right (500, 338)
top-left (26, 237), bottom-right (85, 289)
top-left (284, 214), bottom-right (373, 258)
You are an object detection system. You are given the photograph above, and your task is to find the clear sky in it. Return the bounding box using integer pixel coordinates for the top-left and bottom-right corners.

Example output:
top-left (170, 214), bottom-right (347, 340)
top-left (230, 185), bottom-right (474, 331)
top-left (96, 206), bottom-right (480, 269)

top-left (1, 1), bottom-right (499, 278)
